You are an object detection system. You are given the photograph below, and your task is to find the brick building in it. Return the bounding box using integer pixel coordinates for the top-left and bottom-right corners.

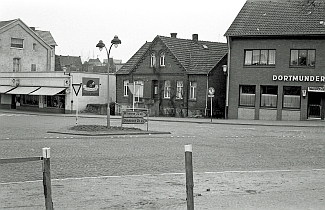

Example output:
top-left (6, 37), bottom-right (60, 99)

top-left (225, 0), bottom-right (325, 120)
top-left (116, 33), bottom-right (227, 117)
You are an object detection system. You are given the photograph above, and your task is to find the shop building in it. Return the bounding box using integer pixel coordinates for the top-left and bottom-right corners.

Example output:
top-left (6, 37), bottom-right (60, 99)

top-left (0, 19), bottom-right (114, 114)
top-left (224, 0), bottom-right (325, 120)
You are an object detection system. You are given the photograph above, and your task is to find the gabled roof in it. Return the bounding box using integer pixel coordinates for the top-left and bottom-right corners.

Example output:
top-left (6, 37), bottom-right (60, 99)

top-left (116, 42), bottom-right (152, 74)
top-left (225, 0), bottom-right (325, 37)
top-left (116, 36), bottom-right (227, 75)
top-left (0, 18), bottom-right (57, 47)
top-left (55, 55), bottom-right (82, 71)
top-left (33, 30), bottom-right (57, 46)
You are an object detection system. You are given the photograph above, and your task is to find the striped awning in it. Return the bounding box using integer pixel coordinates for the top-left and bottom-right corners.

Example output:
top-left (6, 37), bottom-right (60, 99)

top-left (6, 87), bottom-right (40, 95)
top-left (29, 87), bottom-right (66, 96)
top-left (0, 86), bottom-right (15, 93)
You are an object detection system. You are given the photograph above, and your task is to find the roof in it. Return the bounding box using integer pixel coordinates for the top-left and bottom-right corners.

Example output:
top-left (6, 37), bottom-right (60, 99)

top-left (55, 55), bottom-right (82, 71)
top-left (116, 42), bottom-right (152, 74)
top-left (0, 19), bottom-right (57, 47)
top-left (116, 36), bottom-right (227, 75)
top-left (34, 30), bottom-right (57, 46)
top-left (225, 0), bottom-right (325, 37)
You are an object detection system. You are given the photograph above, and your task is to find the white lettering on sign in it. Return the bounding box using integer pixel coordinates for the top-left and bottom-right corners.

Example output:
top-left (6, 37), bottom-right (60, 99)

top-left (273, 75), bottom-right (325, 82)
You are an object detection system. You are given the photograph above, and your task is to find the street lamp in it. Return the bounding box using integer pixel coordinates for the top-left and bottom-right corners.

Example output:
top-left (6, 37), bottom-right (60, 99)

top-left (96, 35), bottom-right (121, 127)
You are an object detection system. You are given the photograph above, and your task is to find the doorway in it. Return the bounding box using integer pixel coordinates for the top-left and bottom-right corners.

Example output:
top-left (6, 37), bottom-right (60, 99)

top-left (308, 92), bottom-right (325, 119)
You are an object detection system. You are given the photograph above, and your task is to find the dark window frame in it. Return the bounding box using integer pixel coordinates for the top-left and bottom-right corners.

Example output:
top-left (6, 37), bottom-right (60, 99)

top-left (290, 49), bottom-right (316, 67)
top-left (244, 49), bottom-right (276, 66)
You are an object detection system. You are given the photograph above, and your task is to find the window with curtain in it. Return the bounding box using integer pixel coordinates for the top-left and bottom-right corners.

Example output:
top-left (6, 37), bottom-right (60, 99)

top-left (283, 86), bottom-right (301, 109)
top-left (150, 52), bottom-right (156, 67)
top-left (290, 49), bottom-right (315, 67)
top-left (176, 81), bottom-right (183, 99)
top-left (164, 80), bottom-right (171, 98)
top-left (239, 85), bottom-right (256, 106)
top-left (134, 80), bottom-right (144, 102)
top-left (261, 86), bottom-right (278, 108)
top-left (244, 49), bottom-right (276, 66)
top-left (160, 52), bottom-right (165, 67)
top-left (123, 80), bottom-right (129, 96)
top-left (11, 38), bottom-right (24, 48)
top-left (190, 81), bottom-right (197, 100)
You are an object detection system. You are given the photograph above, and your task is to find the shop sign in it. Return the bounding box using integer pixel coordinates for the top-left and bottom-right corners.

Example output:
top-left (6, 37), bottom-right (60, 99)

top-left (82, 78), bottom-right (99, 96)
top-left (272, 75), bottom-right (325, 82)
top-left (308, 86), bottom-right (325, 92)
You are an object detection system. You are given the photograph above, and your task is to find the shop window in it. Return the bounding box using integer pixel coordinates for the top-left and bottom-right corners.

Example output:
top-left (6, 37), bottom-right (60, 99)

top-left (150, 52), bottom-right (156, 67)
top-left (11, 38), bottom-right (24, 49)
top-left (164, 80), bottom-right (171, 98)
top-left (261, 86), bottom-right (278, 108)
top-left (189, 81), bottom-right (197, 100)
top-left (176, 81), bottom-right (183, 99)
top-left (283, 86), bottom-right (301, 109)
top-left (21, 95), bottom-right (39, 106)
top-left (290, 49), bottom-right (315, 67)
top-left (123, 80), bottom-right (129, 96)
top-left (46, 95), bottom-right (65, 108)
top-left (244, 49), bottom-right (275, 66)
top-left (239, 85), bottom-right (256, 106)
top-left (13, 58), bottom-right (21, 72)
top-left (160, 52), bottom-right (165, 67)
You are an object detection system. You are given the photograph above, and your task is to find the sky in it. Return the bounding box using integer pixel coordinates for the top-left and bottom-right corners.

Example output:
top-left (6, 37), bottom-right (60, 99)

top-left (1, 0), bottom-right (247, 63)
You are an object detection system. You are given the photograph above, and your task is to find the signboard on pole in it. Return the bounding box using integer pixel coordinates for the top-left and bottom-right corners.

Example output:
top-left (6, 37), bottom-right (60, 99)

top-left (121, 108), bottom-right (149, 130)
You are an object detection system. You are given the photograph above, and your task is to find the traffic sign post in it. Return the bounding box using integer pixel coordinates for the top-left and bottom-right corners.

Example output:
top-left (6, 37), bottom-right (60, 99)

top-left (72, 83), bottom-right (82, 125)
top-left (208, 87), bottom-right (215, 122)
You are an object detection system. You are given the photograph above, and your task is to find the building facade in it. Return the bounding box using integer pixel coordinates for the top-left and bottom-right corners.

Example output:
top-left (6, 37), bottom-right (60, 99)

top-left (0, 19), bottom-right (114, 114)
top-left (116, 33), bottom-right (227, 117)
top-left (225, 0), bottom-right (325, 121)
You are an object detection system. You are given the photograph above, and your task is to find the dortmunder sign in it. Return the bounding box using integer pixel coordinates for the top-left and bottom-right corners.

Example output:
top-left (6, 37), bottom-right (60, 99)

top-left (273, 75), bottom-right (325, 82)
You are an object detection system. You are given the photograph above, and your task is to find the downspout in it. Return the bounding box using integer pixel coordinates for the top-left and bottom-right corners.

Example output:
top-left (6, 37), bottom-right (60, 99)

top-left (205, 73), bottom-right (208, 117)
top-left (225, 36), bottom-right (231, 119)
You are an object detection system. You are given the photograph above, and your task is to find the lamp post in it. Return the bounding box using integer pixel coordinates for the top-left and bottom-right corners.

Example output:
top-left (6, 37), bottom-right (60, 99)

top-left (96, 35), bottom-right (121, 127)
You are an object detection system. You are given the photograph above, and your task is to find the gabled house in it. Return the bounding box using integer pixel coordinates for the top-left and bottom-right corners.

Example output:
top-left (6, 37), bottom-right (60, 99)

top-left (116, 33), bottom-right (228, 117)
top-left (225, 0), bottom-right (325, 121)
top-left (0, 18), bottom-right (110, 114)
top-left (55, 55), bottom-right (83, 72)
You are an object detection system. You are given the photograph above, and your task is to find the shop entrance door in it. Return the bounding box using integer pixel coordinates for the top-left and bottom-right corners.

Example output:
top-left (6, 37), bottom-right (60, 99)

top-left (308, 92), bottom-right (325, 119)
top-left (11, 94), bottom-right (16, 109)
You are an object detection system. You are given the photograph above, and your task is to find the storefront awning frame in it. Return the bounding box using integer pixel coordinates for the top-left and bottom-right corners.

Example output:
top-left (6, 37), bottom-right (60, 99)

top-left (0, 86), bottom-right (16, 93)
top-left (29, 87), bottom-right (66, 96)
top-left (5, 86), bottom-right (40, 95)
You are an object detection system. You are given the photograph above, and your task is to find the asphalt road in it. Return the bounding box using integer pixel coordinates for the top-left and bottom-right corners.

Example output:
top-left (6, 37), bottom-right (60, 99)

top-left (0, 113), bottom-right (324, 184)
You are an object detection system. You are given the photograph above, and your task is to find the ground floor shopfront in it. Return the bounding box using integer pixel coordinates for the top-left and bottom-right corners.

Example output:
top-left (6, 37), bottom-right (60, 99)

top-left (229, 76), bottom-right (325, 121)
top-left (0, 72), bottom-right (113, 114)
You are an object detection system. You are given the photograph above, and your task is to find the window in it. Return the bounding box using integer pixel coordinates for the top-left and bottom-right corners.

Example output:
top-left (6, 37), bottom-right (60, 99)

top-left (160, 52), bottom-right (165, 67)
top-left (189, 81), bottom-right (197, 100)
top-left (134, 80), bottom-right (144, 102)
top-left (33, 43), bottom-right (37, 51)
top-left (13, 58), bottom-right (21, 72)
top-left (150, 52), bottom-right (156, 67)
top-left (261, 86), bottom-right (278, 108)
top-left (11, 38), bottom-right (24, 48)
top-left (164, 80), bottom-right (171, 98)
top-left (244, 49), bottom-right (275, 66)
top-left (283, 86), bottom-right (301, 109)
top-left (153, 80), bottom-right (158, 97)
top-left (123, 80), bottom-right (129, 96)
top-left (239, 85), bottom-right (255, 106)
top-left (21, 95), bottom-right (39, 106)
top-left (290, 49), bottom-right (315, 67)
top-left (176, 81), bottom-right (183, 99)
top-left (31, 64), bottom-right (36, 71)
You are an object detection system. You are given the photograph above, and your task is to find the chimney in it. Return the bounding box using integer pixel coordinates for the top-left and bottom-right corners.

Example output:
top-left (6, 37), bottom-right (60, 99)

top-left (171, 33), bottom-right (177, 38)
top-left (192, 34), bottom-right (198, 42)
top-left (30, 27), bottom-right (36, 31)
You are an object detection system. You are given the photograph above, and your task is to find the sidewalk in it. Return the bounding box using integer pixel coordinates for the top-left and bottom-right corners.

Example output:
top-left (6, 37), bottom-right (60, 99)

top-left (2, 109), bottom-right (325, 128)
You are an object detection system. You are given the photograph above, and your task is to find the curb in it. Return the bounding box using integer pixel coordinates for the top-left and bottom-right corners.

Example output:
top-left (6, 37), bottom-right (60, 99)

top-left (47, 131), bottom-right (171, 136)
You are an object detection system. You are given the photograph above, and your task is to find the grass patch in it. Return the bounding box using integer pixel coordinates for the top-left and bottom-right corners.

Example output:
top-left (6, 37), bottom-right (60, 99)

top-left (69, 125), bottom-right (141, 132)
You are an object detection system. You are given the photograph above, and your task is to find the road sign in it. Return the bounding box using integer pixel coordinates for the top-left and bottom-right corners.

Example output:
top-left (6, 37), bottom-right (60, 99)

top-left (208, 87), bottom-right (215, 95)
top-left (72, 83), bottom-right (82, 96)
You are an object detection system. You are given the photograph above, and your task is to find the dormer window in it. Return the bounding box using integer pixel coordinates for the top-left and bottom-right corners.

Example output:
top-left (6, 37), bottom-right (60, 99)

top-left (150, 52), bottom-right (156, 67)
top-left (160, 52), bottom-right (165, 67)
